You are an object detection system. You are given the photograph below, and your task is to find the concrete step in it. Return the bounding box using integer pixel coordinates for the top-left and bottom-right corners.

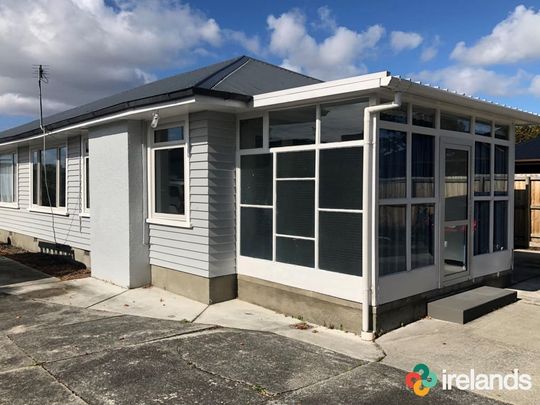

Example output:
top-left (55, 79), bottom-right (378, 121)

top-left (427, 286), bottom-right (517, 324)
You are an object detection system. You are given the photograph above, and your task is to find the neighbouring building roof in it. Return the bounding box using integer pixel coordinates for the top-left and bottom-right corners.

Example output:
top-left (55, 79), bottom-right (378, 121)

top-left (516, 137), bottom-right (540, 161)
top-left (0, 55), bottom-right (321, 143)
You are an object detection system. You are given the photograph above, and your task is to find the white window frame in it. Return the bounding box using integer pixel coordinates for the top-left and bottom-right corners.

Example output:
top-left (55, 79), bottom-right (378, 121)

top-left (147, 118), bottom-right (190, 228)
top-left (0, 149), bottom-right (18, 209)
top-left (28, 143), bottom-right (68, 215)
top-left (80, 135), bottom-right (90, 216)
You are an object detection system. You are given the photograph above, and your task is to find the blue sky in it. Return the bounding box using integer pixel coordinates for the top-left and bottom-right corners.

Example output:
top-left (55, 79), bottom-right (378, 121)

top-left (2, 0), bottom-right (540, 131)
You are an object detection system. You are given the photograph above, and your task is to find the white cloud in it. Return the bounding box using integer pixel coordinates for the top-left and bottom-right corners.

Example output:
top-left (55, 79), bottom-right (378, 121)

top-left (0, 0), bottom-right (228, 117)
top-left (390, 31), bottom-right (423, 52)
top-left (529, 75), bottom-right (540, 96)
top-left (421, 35), bottom-right (441, 62)
top-left (414, 66), bottom-right (528, 97)
top-left (451, 5), bottom-right (540, 65)
top-left (266, 9), bottom-right (384, 80)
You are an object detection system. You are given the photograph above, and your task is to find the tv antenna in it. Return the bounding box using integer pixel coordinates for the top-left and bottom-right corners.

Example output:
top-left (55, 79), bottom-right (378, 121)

top-left (33, 64), bottom-right (49, 132)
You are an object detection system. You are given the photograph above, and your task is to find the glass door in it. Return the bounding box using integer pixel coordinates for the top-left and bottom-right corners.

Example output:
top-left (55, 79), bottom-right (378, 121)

top-left (441, 141), bottom-right (472, 281)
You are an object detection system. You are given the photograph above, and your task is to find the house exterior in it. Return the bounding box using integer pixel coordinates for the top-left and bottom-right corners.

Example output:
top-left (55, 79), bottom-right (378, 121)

top-left (1, 56), bottom-right (539, 338)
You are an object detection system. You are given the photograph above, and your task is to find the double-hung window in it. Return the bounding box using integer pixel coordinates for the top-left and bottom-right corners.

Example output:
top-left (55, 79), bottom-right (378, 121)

top-left (0, 151), bottom-right (16, 206)
top-left (31, 146), bottom-right (67, 210)
top-left (148, 122), bottom-right (189, 225)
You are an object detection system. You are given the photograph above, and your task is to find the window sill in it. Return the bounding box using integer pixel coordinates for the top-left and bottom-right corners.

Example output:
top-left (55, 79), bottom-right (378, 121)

top-left (146, 217), bottom-right (192, 228)
top-left (0, 203), bottom-right (19, 209)
top-left (27, 207), bottom-right (69, 216)
top-left (79, 212), bottom-right (90, 218)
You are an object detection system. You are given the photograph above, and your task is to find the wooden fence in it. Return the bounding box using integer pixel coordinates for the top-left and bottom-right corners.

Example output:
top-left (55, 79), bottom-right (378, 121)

top-left (514, 175), bottom-right (540, 248)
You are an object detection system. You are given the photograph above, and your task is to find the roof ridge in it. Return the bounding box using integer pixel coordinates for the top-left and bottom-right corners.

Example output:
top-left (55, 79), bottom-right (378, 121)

top-left (243, 55), bottom-right (322, 83)
top-left (192, 55), bottom-right (248, 89)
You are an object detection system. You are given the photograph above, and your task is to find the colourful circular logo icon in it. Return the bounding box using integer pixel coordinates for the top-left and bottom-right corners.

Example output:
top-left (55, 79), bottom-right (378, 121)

top-left (405, 363), bottom-right (438, 397)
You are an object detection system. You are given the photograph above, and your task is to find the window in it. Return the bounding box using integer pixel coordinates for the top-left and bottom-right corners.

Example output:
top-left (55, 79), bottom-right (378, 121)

top-left (379, 205), bottom-right (406, 275)
top-left (412, 134), bottom-right (435, 198)
top-left (269, 106), bottom-right (316, 147)
top-left (412, 106), bottom-right (435, 128)
top-left (82, 138), bottom-right (89, 211)
top-left (0, 152), bottom-right (16, 204)
top-left (440, 112), bottom-right (471, 133)
top-left (475, 120), bottom-right (492, 137)
top-left (380, 102), bottom-right (408, 124)
top-left (379, 129), bottom-right (406, 199)
top-left (493, 201), bottom-right (508, 251)
top-left (474, 142), bottom-right (490, 196)
top-left (474, 201), bottom-right (490, 255)
top-left (240, 117), bottom-right (263, 149)
top-left (320, 99), bottom-right (367, 142)
top-left (411, 204), bottom-right (435, 269)
top-left (149, 124), bottom-right (188, 222)
top-left (494, 145), bottom-right (508, 196)
top-left (495, 124), bottom-right (509, 140)
top-left (32, 146), bottom-right (67, 209)
top-left (241, 154), bottom-right (273, 205)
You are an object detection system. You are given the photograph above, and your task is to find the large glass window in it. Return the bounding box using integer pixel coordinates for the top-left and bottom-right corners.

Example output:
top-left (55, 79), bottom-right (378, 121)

top-left (412, 134), bottom-right (435, 198)
top-left (474, 201), bottom-right (490, 255)
top-left (320, 99), bottom-right (367, 142)
top-left (150, 125), bottom-right (187, 219)
top-left (474, 142), bottom-right (490, 196)
top-left (241, 154), bottom-right (273, 205)
top-left (379, 129), bottom-right (406, 199)
top-left (475, 120), bottom-right (492, 137)
top-left (444, 148), bottom-right (469, 222)
top-left (440, 112), bottom-right (471, 133)
top-left (276, 180), bottom-right (314, 238)
top-left (240, 117), bottom-right (263, 149)
top-left (411, 204), bottom-right (435, 269)
top-left (0, 153), bottom-right (15, 204)
top-left (241, 207), bottom-right (273, 260)
top-left (412, 105), bottom-right (435, 128)
top-left (379, 205), bottom-right (406, 275)
top-left (32, 146), bottom-right (67, 208)
top-left (494, 145), bottom-right (508, 196)
top-left (493, 201), bottom-right (508, 251)
top-left (269, 106), bottom-right (316, 147)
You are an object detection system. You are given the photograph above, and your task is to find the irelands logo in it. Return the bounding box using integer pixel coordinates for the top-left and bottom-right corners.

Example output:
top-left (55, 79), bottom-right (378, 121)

top-left (405, 363), bottom-right (438, 397)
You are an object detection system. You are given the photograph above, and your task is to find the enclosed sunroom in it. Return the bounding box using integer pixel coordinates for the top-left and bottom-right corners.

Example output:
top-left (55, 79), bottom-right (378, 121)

top-left (234, 72), bottom-right (539, 337)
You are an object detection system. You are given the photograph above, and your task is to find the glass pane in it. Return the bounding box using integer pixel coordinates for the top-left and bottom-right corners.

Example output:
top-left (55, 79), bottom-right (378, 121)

top-left (412, 105), bottom-right (435, 128)
top-left (240, 118), bottom-right (263, 149)
top-left (474, 142), bottom-right (491, 196)
top-left (319, 147), bottom-right (363, 210)
top-left (411, 204), bottom-right (435, 269)
top-left (494, 145), bottom-right (508, 196)
top-left (155, 148), bottom-right (184, 215)
top-left (495, 124), bottom-right (509, 140)
top-left (475, 120), bottom-right (492, 137)
top-left (240, 154), bottom-right (272, 205)
top-left (276, 180), bottom-right (314, 237)
top-left (380, 102), bottom-right (408, 124)
top-left (412, 134), bottom-right (434, 198)
top-left (379, 129), bottom-right (406, 199)
top-left (241, 207), bottom-right (273, 260)
top-left (59, 147), bottom-right (67, 208)
top-left (154, 127), bottom-right (184, 143)
top-left (494, 201), bottom-right (508, 251)
top-left (474, 201), bottom-right (490, 255)
top-left (320, 99), bottom-right (367, 142)
top-left (444, 224), bottom-right (468, 275)
top-left (319, 211), bottom-right (362, 276)
top-left (0, 153), bottom-right (14, 203)
top-left (276, 151), bottom-right (315, 178)
top-left (441, 112), bottom-right (471, 133)
top-left (276, 237), bottom-right (314, 267)
top-left (445, 148), bottom-right (469, 221)
top-left (40, 148), bottom-right (57, 207)
top-left (269, 106), bottom-right (316, 147)
top-left (32, 151), bottom-right (39, 205)
top-left (379, 205), bottom-right (406, 276)
top-left (85, 158), bottom-right (90, 209)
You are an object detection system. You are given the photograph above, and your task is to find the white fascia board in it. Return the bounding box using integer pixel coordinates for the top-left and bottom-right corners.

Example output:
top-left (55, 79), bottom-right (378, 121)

top-left (384, 76), bottom-right (540, 125)
top-left (253, 71), bottom-right (390, 108)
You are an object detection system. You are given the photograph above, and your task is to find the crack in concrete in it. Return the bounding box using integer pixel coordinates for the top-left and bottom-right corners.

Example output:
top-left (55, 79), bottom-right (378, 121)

top-left (40, 364), bottom-right (90, 404)
top-left (84, 289), bottom-right (128, 309)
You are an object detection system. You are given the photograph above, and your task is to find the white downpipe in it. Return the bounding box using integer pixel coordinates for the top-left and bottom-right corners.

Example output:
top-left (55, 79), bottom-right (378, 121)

top-left (361, 92), bottom-right (402, 341)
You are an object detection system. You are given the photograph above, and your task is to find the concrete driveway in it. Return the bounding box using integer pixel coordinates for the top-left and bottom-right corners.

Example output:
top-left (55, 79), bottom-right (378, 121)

top-left (0, 256), bottom-right (506, 404)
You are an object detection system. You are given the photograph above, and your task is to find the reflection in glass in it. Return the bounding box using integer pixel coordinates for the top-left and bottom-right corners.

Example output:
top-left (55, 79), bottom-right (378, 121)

top-left (40, 148), bottom-right (57, 207)
top-left (59, 146), bottom-right (66, 208)
top-left (269, 106), bottom-right (316, 147)
top-left (379, 129), bottom-right (406, 199)
top-left (445, 148), bottom-right (468, 221)
top-left (380, 102), bottom-right (408, 124)
top-left (474, 142), bottom-right (490, 196)
top-left (441, 112), bottom-right (471, 133)
top-left (240, 154), bottom-right (273, 205)
top-left (412, 134), bottom-right (434, 198)
top-left (494, 201), bottom-right (508, 251)
top-left (276, 151), bottom-right (315, 178)
top-left (379, 205), bottom-right (406, 276)
top-left (320, 99), bottom-right (367, 142)
top-left (154, 127), bottom-right (183, 143)
top-left (444, 224), bottom-right (468, 275)
top-left (474, 201), bottom-right (490, 255)
top-left (495, 124), bottom-right (509, 140)
top-left (412, 205), bottom-right (434, 269)
top-left (276, 237), bottom-right (314, 267)
top-left (0, 153), bottom-right (14, 203)
top-left (240, 118), bottom-right (263, 149)
top-left (475, 120), bottom-right (492, 137)
top-left (155, 148), bottom-right (184, 215)
top-left (412, 105), bottom-right (435, 128)
top-left (241, 207), bottom-right (272, 260)
top-left (494, 145), bottom-right (508, 196)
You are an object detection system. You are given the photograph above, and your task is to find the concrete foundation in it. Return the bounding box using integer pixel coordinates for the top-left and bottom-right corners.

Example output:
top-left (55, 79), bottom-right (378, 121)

top-left (151, 265), bottom-right (236, 305)
top-left (0, 229), bottom-right (91, 268)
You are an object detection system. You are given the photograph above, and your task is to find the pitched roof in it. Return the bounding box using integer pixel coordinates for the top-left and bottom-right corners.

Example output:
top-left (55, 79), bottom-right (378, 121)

top-left (0, 56), bottom-right (321, 143)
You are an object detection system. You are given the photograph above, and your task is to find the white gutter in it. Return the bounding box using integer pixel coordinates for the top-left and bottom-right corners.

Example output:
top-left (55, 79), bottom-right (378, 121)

top-left (361, 92), bottom-right (402, 341)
